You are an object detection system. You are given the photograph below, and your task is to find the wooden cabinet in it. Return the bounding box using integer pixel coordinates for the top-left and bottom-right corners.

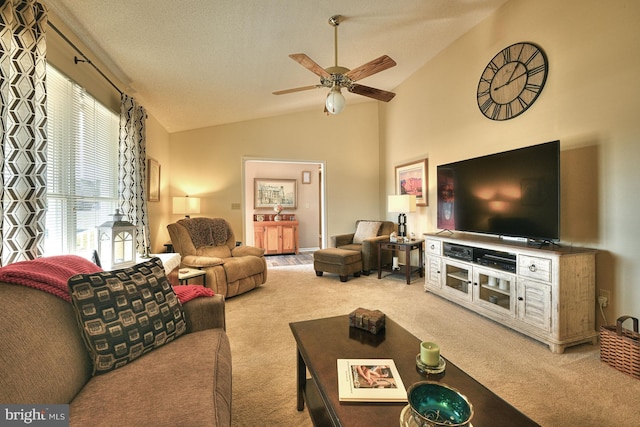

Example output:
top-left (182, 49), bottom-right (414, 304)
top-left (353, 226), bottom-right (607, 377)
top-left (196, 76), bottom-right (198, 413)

top-left (517, 278), bottom-right (552, 332)
top-left (473, 266), bottom-right (516, 318)
top-left (425, 239), bottom-right (442, 288)
top-left (424, 233), bottom-right (597, 353)
top-left (254, 221), bottom-right (299, 255)
top-left (441, 258), bottom-right (473, 302)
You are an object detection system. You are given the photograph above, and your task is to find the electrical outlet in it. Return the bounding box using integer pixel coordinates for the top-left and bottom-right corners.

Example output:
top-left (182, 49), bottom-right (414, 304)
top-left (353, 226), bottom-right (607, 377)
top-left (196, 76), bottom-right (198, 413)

top-left (598, 289), bottom-right (610, 308)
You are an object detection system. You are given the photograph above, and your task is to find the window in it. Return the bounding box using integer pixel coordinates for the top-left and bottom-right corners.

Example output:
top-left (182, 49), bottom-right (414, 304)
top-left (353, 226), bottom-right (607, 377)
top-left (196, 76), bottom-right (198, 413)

top-left (45, 65), bottom-right (120, 256)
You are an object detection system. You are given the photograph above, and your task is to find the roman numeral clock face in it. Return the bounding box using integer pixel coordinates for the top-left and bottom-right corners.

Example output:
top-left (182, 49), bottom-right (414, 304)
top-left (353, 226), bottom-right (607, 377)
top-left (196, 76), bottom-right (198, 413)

top-left (477, 42), bottom-right (548, 121)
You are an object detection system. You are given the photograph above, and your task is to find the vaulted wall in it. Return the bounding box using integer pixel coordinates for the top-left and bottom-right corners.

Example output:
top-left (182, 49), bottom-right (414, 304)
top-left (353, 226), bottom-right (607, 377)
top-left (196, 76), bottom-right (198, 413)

top-left (380, 0), bottom-right (640, 321)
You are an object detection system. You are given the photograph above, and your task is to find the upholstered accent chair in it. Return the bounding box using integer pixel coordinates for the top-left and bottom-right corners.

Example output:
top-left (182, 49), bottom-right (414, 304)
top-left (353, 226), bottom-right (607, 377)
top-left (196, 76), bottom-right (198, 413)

top-left (167, 218), bottom-right (267, 298)
top-left (331, 220), bottom-right (397, 275)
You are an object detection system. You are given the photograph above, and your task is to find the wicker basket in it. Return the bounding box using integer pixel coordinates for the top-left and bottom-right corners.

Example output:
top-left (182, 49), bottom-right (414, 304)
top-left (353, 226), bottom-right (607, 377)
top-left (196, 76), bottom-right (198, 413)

top-left (600, 316), bottom-right (640, 379)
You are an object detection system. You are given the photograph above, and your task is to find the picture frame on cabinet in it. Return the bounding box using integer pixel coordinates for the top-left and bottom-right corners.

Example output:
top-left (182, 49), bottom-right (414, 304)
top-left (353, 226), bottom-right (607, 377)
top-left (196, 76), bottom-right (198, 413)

top-left (254, 178), bottom-right (297, 209)
top-left (395, 159), bottom-right (428, 206)
top-left (147, 158), bottom-right (160, 202)
top-left (302, 171), bottom-right (311, 184)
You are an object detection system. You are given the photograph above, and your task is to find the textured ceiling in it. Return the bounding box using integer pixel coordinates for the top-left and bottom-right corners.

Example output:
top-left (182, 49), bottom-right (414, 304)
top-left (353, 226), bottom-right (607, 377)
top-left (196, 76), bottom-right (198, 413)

top-left (44, 0), bottom-right (507, 133)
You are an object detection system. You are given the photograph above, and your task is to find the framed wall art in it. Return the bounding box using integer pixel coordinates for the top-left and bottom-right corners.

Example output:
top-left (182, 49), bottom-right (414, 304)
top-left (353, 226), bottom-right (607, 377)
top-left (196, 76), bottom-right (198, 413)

top-left (147, 158), bottom-right (160, 202)
top-left (395, 159), bottom-right (428, 206)
top-left (254, 178), bottom-right (297, 209)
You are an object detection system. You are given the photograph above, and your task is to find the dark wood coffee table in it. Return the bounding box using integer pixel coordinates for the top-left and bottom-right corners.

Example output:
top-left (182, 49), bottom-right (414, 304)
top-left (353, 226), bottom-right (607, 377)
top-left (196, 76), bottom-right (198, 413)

top-left (290, 315), bottom-right (539, 427)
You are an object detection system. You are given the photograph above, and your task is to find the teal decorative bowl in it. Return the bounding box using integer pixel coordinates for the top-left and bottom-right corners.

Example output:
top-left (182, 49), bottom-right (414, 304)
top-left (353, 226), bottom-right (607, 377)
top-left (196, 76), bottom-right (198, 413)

top-left (407, 381), bottom-right (474, 427)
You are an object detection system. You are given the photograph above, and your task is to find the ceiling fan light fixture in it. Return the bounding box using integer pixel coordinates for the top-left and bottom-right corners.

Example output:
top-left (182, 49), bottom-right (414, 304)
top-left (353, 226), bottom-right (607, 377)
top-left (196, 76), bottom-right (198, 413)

top-left (274, 14), bottom-right (396, 110)
top-left (325, 87), bottom-right (345, 114)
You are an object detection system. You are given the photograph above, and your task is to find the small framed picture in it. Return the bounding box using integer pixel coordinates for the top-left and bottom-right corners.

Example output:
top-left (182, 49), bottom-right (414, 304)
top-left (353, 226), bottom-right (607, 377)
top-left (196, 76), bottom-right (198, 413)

top-left (254, 178), bottom-right (297, 209)
top-left (147, 158), bottom-right (160, 202)
top-left (302, 171), bottom-right (311, 184)
top-left (395, 159), bottom-right (428, 206)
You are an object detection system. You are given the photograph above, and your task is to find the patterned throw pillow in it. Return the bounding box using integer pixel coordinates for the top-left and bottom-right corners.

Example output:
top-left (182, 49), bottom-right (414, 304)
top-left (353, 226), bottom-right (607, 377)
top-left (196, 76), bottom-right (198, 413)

top-left (353, 221), bottom-right (382, 244)
top-left (68, 257), bottom-right (186, 375)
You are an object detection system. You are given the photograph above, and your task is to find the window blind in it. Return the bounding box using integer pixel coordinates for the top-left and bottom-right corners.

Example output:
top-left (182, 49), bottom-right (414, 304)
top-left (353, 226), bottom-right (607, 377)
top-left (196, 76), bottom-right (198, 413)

top-left (45, 65), bottom-right (119, 256)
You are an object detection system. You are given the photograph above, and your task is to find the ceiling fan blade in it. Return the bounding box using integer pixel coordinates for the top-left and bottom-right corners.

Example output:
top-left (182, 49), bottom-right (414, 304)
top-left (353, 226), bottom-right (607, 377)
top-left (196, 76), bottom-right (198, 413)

top-left (273, 85), bottom-right (320, 95)
top-left (345, 55), bottom-right (397, 82)
top-left (350, 84), bottom-right (396, 102)
top-left (289, 53), bottom-right (331, 78)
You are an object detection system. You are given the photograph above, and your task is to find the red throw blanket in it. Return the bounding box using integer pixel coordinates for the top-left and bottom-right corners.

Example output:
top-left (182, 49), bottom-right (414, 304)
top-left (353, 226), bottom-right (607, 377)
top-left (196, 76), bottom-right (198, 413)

top-left (0, 255), bottom-right (214, 304)
top-left (0, 255), bottom-right (102, 303)
top-left (173, 285), bottom-right (215, 303)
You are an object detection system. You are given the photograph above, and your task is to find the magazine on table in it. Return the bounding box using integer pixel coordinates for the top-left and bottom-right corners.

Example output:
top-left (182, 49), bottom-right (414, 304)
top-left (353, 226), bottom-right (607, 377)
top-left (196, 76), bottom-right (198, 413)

top-left (337, 359), bottom-right (407, 402)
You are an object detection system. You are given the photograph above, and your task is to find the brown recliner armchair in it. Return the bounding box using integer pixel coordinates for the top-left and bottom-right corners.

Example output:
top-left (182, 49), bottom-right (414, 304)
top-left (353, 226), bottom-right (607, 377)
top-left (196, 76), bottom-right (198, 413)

top-left (331, 220), bottom-right (397, 275)
top-left (167, 217), bottom-right (267, 298)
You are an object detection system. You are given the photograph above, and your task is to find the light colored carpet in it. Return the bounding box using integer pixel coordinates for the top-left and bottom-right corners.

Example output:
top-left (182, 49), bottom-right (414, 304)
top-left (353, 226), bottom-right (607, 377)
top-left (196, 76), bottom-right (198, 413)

top-left (225, 264), bottom-right (640, 426)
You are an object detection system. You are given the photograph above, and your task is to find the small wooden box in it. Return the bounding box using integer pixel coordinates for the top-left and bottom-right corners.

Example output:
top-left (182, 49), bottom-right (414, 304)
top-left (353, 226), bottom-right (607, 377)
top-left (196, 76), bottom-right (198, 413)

top-left (349, 308), bottom-right (385, 334)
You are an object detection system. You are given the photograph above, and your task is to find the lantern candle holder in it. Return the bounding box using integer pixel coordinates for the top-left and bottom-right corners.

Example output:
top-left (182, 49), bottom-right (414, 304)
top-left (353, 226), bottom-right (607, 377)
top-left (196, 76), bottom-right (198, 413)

top-left (97, 209), bottom-right (137, 270)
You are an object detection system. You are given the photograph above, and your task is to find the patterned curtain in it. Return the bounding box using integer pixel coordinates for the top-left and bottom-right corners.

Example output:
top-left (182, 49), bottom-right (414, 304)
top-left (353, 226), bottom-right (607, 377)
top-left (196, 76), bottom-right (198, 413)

top-left (0, 1), bottom-right (47, 266)
top-left (118, 93), bottom-right (150, 254)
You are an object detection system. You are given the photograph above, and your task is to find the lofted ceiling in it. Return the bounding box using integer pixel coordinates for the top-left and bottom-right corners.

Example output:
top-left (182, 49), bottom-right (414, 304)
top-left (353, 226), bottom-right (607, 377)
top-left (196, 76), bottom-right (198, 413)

top-left (44, 0), bottom-right (507, 133)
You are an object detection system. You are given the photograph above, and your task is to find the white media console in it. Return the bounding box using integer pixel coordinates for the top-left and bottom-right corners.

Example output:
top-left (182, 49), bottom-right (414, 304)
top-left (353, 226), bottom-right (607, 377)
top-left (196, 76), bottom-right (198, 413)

top-left (423, 232), bottom-right (598, 353)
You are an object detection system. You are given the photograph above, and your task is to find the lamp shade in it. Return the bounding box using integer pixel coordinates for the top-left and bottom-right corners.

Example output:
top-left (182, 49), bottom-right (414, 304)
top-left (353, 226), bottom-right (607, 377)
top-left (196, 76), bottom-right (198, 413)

top-left (325, 87), bottom-right (345, 114)
top-left (388, 195), bottom-right (417, 213)
top-left (172, 196), bottom-right (201, 217)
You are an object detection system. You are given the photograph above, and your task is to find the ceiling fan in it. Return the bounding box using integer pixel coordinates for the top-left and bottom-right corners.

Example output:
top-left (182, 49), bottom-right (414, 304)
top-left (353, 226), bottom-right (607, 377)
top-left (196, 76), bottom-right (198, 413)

top-left (273, 15), bottom-right (397, 114)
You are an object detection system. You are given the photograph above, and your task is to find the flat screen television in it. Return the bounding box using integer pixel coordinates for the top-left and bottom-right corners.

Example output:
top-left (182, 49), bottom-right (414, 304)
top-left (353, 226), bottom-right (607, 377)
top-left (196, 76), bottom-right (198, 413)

top-left (437, 140), bottom-right (560, 242)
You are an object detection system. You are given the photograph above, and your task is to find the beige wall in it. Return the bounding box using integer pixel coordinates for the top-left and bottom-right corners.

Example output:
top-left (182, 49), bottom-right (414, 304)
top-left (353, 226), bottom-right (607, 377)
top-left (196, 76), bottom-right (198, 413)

top-left (168, 103), bottom-right (382, 244)
top-left (145, 115), bottom-right (173, 254)
top-left (46, 12), bottom-right (124, 112)
top-left (380, 0), bottom-right (640, 322)
top-left (46, 14), bottom-right (120, 113)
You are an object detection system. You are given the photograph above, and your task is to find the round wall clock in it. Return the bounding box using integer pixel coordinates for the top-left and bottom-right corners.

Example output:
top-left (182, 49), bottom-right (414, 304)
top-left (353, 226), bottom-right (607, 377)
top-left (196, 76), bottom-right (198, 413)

top-left (477, 42), bottom-right (548, 121)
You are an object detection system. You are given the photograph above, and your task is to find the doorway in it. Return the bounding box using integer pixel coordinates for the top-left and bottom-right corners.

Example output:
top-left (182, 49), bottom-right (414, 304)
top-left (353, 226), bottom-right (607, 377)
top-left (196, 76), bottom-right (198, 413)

top-left (242, 158), bottom-right (326, 252)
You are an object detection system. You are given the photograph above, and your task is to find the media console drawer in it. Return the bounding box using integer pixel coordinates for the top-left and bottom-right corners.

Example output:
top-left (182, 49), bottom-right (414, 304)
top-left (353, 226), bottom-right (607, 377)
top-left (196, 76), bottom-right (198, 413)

top-left (518, 255), bottom-right (552, 282)
top-left (426, 239), bottom-right (441, 256)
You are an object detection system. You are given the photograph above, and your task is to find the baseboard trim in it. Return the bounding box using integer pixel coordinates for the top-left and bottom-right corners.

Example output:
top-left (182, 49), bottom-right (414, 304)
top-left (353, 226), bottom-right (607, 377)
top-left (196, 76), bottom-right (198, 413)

top-left (299, 247), bottom-right (320, 253)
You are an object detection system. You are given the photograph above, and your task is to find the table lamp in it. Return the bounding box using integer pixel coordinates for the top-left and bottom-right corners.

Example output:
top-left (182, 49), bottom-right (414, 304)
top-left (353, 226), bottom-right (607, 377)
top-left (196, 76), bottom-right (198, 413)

top-left (173, 195), bottom-right (201, 218)
top-left (388, 195), bottom-right (417, 237)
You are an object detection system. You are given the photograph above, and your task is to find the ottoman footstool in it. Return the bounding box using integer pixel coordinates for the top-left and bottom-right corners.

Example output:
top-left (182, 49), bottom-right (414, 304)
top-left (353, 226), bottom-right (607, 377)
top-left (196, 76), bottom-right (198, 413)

top-left (313, 248), bottom-right (362, 282)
